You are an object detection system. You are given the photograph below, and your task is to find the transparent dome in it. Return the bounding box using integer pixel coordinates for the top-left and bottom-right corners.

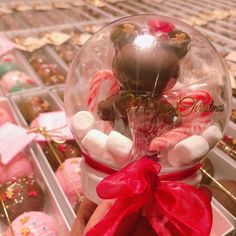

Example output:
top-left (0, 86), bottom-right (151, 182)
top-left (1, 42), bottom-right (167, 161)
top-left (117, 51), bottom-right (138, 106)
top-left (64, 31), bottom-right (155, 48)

top-left (65, 15), bottom-right (231, 173)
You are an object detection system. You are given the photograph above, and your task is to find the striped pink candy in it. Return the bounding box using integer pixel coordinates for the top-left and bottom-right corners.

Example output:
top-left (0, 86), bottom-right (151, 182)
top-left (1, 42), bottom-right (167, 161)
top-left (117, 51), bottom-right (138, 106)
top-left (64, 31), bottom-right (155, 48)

top-left (88, 70), bottom-right (120, 111)
top-left (149, 116), bottom-right (210, 152)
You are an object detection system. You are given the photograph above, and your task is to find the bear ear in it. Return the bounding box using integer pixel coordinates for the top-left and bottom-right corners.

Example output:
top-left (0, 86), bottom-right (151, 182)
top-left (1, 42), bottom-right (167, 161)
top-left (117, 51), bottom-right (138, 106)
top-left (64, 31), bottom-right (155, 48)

top-left (110, 22), bottom-right (140, 49)
top-left (168, 29), bottom-right (191, 59)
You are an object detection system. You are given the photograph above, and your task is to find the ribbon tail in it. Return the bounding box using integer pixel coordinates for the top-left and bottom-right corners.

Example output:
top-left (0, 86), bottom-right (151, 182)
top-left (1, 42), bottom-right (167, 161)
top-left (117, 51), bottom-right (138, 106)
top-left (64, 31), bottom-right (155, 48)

top-left (85, 197), bottom-right (145, 236)
top-left (145, 182), bottom-right (212, 236)
top-left (159, 163), bottom-right (201, 182)
top-left (145, 197), bottom-right (173, 236)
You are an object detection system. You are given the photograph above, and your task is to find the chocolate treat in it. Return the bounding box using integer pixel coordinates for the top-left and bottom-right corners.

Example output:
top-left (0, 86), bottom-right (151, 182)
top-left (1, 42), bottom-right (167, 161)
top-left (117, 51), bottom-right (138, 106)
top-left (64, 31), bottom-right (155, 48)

top-left (29, 53), bottom-right (65, 86)
top-left (217, 135), bottom-right (236, 160)
top-left (232, 88), bottom-right (236, 98)
top-left (43, 141), bottom-right (81, 171)
top-left (54, 44), bottom-right (77, 64)
top-left (231, 109), bottom-right (236, 123)
top-left (209, 179), bottom-right (236, 217)
top-left (168, 29), bottom-right (191, 59)
top-left (98, 23), bottom-right (180, 140)
top-left (0, 177), bottom-right (44, 224)
top-left (5, 211), bottom-right (59, 236)
top-left (110, 23), bottom-right (140, 50)
top-left (83, 24), bottom-right (103, 34)
top-left (113, 45), bottom-right (179, 96)
top-left (20, 96), bottom-right (51, 123)
top-left (200, 158), bottom-right (214, 185)
top-left (111, 23), bottom-right (180, 96)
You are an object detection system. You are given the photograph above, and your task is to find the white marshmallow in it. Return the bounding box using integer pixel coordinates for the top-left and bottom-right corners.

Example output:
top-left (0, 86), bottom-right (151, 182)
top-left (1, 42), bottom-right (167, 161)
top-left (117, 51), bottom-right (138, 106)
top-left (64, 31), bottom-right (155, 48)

top-left (167, 148), bottom-right (185, 167)
top-left (72, 111), bottom-right (95, 138)
top-left (81, 129), bottom-right (108, 158)
top-left (174, 135), bottom-right (209, 164)
top-left (106, 131), bottom-right (133, 166)
top-left (201, 125), bottom-right (222, 148)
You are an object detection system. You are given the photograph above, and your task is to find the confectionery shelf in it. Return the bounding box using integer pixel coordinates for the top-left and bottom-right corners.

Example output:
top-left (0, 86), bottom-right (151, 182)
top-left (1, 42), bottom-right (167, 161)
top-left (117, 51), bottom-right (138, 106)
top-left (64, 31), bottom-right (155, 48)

top-left (0, 0), bottom-right (236, 235)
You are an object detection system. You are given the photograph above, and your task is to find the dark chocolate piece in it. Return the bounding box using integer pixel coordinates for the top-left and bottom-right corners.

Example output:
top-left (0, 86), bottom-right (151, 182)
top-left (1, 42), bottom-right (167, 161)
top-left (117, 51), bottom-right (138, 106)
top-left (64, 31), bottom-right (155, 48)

top-left (0, 177), bottom-right (44, 224)
top-left (232, 88), bottom-right (236, 98)
top-left (112, 44), bottom-right (180, 96)
top-left (217, 135), bottom-right (236, 160)
top-left (168, 29), bottom-right (191, 59)
top-left (29, 53), bottom-right (65, 86)
top-left (110, 23), bottom-right (140, 50)
top-left (20, 96), bottom-right (51, 123)
top-left (54, 44), bottom-right (77, 64)
top-left (43, 141), bottom-right (81, 171)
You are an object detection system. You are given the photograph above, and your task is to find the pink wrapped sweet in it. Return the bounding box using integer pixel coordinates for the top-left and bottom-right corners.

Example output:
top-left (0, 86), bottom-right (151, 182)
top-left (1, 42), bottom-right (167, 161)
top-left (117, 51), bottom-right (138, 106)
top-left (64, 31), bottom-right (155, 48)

top-left (55, 158), bottom-right (82, 206)
top-left (0, 70), bottom-right (36, 93)
top-left (0, 107), bottom-right (12, 125)
top-left (0, 153), bottom-right (33, 184)
top-left (0, 53), bottom-right (16, 63)
top-left (5, 211), bottom-right (59, 236)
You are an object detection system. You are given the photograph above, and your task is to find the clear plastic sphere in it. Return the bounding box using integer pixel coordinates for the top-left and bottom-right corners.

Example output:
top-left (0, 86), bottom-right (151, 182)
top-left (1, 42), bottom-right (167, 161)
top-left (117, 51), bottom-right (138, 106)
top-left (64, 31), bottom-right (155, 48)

top-left (65, 15), bottom-right (231, 173)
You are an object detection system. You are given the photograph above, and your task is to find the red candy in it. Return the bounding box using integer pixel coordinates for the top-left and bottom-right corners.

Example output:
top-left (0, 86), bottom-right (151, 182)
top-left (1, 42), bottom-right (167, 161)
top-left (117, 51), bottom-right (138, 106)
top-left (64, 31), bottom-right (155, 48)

top-left (147, 19), bottom-right (175, 34)
top-left (149, 116), bottom-right (210, 152)
top-left (88, 70), bottom-right (120, 111)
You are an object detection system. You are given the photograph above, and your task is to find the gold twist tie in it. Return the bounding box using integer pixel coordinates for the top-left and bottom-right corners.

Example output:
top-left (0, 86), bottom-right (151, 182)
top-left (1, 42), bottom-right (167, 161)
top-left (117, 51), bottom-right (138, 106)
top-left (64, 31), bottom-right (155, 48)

top-left (201, 167), bottom-right (236, 203)
top-left (0, 194), bottom-right (15, 236)
top-left (28, 126), bottom-right (84, 203)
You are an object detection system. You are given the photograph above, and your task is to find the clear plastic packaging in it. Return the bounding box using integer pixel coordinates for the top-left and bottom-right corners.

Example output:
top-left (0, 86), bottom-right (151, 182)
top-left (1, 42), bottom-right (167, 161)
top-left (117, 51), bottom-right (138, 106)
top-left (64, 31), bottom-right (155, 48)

top-left (65, 15), bottom-right (231, 175)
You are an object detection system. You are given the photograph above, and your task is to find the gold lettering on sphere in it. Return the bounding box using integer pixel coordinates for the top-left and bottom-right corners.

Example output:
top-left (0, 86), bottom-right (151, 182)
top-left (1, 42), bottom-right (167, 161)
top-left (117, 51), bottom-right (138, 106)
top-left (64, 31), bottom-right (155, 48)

top-left (176, 96), bottom-right (224, 117)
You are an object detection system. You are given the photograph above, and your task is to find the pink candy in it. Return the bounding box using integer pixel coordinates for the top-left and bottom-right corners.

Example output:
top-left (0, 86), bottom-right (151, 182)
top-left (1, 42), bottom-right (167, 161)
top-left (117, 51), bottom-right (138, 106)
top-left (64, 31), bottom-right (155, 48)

top-left (88, 70), bottom-right (120, 111)
top-left (56, 158), bottom-right (82, 206)
top-left (5, 211), bottom-right (58, 236)
top-left (177, 90), bottom-right (213, 121)
top-left (149, 117), bottom-right (210, 152)
top-left (149, 89), bottom-right (214, 152)
top-left (0, 153), bottom-right (33, 184)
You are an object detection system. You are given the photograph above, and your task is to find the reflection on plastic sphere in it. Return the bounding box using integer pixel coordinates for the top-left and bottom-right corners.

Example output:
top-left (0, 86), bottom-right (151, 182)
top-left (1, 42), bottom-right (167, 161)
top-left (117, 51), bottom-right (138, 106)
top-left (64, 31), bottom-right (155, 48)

top-left (65, 15), bottom-right (231, 173)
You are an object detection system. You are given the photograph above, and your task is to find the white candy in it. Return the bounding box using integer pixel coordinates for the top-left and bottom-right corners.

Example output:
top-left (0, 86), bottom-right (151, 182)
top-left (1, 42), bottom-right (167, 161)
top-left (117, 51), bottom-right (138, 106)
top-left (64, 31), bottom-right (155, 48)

top-left (106, 131), bottom-right (133, 166)
top-left (201, 125), bottom-right (222, 148)
top-left (72, 111), bottom-right (95, 138)
top-left (175, 135), bottom-right (209, 164)
top-left (167, 148), bottom-right (185, 167)
top-left (81, 129), bottom-right (108, 158)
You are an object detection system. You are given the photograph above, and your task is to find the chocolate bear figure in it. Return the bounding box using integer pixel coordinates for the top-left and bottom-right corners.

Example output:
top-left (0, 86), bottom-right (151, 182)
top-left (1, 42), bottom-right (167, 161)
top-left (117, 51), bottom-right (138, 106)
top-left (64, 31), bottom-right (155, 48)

top-left (97, 21), bottom-right (191, 146)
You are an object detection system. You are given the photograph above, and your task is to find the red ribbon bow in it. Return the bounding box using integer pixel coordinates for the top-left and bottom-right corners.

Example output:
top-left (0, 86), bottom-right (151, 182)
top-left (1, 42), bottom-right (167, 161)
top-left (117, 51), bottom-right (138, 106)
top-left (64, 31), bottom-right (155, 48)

top-left (86, 158), bottom-right (212, 236)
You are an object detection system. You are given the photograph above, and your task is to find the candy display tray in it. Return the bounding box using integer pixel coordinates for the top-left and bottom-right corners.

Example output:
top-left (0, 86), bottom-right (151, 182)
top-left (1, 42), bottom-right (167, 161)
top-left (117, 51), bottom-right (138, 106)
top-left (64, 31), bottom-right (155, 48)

top-left (0, 0), bottom-right (236, 234)
top-left (0, 148), bottom-right (71, 235)
top-left (2, 54), bottom-right (236, 236)
top-left (0, 98), bottom-right (70, 235)
top-left (9, 88), bottom-right (80, 226)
